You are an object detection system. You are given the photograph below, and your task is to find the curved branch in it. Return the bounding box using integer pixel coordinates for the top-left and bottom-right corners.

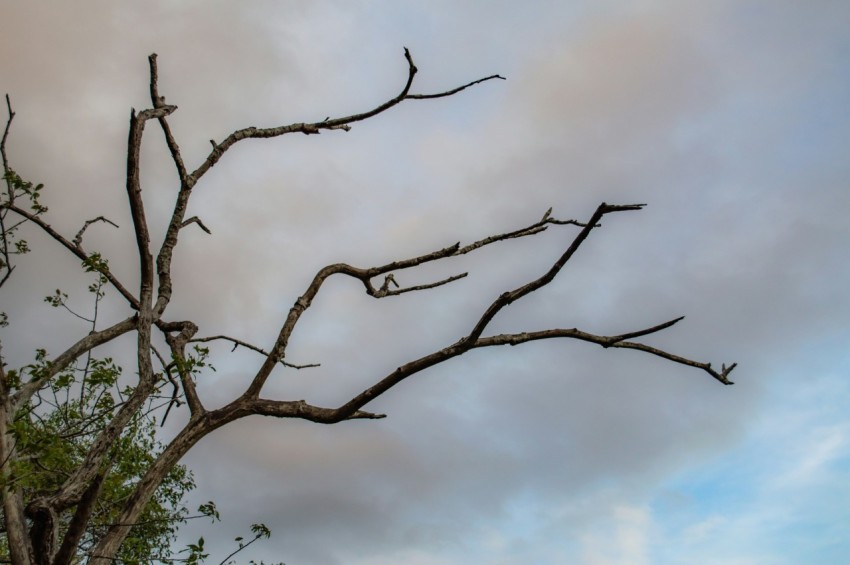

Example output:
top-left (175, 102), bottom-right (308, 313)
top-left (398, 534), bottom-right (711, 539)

top-left (187, 48), bottom-right (503, 181)
top-left (180, 215), bottom-right (210, 234)
top-left (473, 318), bottom-right (736, 385)
top-left (163, 321), bottom-right (204, 417)
top-left (239, 208), bottom-right (587, 399)
top-left (331, 319), bottom-right (734, 424)
top-left (72, 216), bottom-right (119, 250)
top-left (408, 73), bottom-right (506, 99)
top-left (126, 106), bottom-right (176, 306)
top-left (88, 391), bottom-right (381, 562)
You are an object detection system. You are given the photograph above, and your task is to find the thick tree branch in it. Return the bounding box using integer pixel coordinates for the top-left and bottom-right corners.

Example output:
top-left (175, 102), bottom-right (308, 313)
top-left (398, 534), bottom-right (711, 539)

top-left (249, 398), bottom-right (385, 422)
top-left (126, 107), bottom-right (175, 304)
top-left (11, 316), bottom-right (138, 412)
top-left (163, 321), bottom-right (204, 417)
top-left (28, 373), bottom-right (158, 517)
top-left (148, 52), bottom-right (200, 321)
top-left (87, 198), bottom-right (736, 561)
top-left (89, 393), bottom-right (381, 562)
top-left (51, 469), bottom-right (105, 565)
top-left (0, 402), bottom-right (34, 565)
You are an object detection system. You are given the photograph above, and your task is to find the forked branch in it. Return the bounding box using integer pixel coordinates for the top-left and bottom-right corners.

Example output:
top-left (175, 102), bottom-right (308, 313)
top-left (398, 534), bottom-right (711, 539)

top-left (237, 202), bottom-right (734, 414)
top-left (148, 48), bottom-right (503, 321)
top-left (0, 49), bottom-right (736, 564)
top-left (327, 203), bottom-right (732, 421)
top-left (239, 207), bottom-right (602, 398)
top-left (188, 48), bottom-right (504, 181)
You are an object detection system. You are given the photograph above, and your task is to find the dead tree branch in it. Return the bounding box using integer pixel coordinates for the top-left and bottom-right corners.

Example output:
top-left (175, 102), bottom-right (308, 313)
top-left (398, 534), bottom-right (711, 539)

top-left (0, 50), bottom-right (735, 564)
top-left (148, 48), bottom-right (504, 322)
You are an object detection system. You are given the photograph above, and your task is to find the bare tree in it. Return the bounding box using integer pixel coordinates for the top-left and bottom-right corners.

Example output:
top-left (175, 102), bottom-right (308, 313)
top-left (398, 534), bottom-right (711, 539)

top-left (0, 50), bottom-right (735, 565)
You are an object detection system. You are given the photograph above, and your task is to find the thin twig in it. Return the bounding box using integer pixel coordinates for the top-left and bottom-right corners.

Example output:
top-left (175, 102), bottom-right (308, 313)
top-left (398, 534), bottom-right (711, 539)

top-left (189, 335), bottom-right (320, 370)
top-left (72, 216), bottom-right (119, 250)
top-left (179, 216), bottom-right (210, 234)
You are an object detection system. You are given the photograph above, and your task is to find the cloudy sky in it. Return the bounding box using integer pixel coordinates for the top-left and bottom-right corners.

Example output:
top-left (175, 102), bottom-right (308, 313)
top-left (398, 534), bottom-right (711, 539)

top-left (2, 1), bottom-right (849, 563)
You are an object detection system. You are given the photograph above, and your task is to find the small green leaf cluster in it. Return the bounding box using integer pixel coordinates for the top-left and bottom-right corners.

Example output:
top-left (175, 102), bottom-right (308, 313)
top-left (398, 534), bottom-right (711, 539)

top-left (1, 167), bottom-right (48, 320)
top-left (181, 535), bottom-right (208, 565)
top-left (44, 288), bottom-right (69, 308)
top-left (82, 252), bottom-right (109, 276)
top-left (175, 345), bottom-right (217, 379)
top-left (3, 168), bottom-right (47, 214)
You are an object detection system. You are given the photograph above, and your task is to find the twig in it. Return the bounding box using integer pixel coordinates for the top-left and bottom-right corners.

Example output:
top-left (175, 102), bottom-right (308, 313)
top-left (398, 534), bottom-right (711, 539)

top-left (189, 335), bottom-right (320, 370)
top-left (72, 216), bottom-right (119, 250)
top-left (180, 216), bottom-right (211, 234)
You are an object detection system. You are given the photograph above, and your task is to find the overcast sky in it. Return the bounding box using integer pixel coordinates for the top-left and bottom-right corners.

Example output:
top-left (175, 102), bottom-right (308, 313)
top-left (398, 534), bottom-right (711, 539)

top-left (2, 1), bottom-right (849, 564)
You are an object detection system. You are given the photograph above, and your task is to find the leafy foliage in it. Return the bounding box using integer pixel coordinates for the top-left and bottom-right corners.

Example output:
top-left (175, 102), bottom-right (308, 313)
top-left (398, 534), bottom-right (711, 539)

top-left (0, 212), bottom-right (275, 562)
top-left (3, 348), bottom-right (197, 562)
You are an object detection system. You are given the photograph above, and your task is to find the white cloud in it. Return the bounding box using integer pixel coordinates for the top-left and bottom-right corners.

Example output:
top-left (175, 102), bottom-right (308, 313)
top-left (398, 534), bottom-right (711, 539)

top-left (580, 505), bottom-right (652, 565)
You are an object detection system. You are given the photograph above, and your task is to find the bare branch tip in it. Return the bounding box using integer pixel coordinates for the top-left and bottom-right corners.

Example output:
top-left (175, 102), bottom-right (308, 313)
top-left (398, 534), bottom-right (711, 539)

top-left (352, 410), bottom-right (387, 420)
top-left (710, 362), bottom-right (737, 385)
top-left (402, 47), bottom-right (417, 73)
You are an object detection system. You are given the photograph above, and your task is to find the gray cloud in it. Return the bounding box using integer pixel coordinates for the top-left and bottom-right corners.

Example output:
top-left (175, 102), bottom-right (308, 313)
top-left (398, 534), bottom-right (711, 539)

top-left (2, 1), bottom-right (848, 563)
